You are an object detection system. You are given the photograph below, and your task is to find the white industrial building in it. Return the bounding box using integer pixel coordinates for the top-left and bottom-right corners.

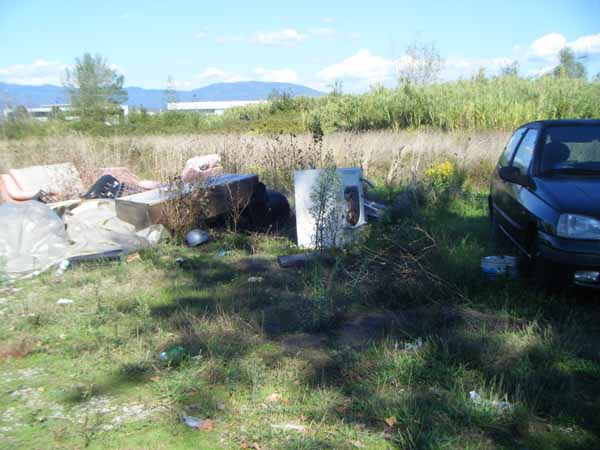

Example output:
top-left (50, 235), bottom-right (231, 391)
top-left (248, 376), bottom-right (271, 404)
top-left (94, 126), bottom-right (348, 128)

top-left (166, 100), bottom-right (266, 115)
top-left (2, 104), bottom-right (129, 121)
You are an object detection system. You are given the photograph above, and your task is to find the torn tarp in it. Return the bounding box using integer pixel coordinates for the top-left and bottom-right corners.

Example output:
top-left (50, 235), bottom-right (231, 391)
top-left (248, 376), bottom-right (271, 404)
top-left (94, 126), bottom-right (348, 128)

top-left (0, 200), bottom-right (166, 279)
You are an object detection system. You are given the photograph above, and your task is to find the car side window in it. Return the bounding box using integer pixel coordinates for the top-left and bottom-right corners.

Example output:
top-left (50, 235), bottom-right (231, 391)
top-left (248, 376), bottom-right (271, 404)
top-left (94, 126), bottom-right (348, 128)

top-left (498, 128), bottom-right (526, 167)
top-left (512, 129), bottom-right (539, 172)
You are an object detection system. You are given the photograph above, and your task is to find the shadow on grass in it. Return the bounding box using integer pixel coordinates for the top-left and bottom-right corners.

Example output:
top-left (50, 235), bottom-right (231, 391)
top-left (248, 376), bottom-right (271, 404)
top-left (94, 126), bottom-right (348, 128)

top-left (61, 193), bottom-right (600, 448)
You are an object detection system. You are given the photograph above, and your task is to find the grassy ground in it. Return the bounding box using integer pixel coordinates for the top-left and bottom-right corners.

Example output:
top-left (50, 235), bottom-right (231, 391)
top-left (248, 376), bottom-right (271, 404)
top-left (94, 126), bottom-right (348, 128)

top-left (1, 190), bottom-right (599, 450)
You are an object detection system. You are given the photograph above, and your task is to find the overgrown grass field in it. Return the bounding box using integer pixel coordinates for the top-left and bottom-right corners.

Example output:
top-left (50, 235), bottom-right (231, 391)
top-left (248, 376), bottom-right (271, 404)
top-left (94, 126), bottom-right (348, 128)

top-left (2, 75), bottom-right (599, 139)
top-left (1, 180), bottom-right (600, 449)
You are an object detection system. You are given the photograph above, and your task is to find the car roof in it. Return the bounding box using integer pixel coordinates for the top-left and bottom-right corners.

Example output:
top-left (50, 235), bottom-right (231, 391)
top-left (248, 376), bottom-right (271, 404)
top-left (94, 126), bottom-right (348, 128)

top-left (519, 119), bottom-right (600, 129)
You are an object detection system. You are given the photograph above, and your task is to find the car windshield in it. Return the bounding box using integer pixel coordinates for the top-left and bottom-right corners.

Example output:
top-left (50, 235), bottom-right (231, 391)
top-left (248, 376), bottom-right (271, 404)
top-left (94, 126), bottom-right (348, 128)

top-left (540, 125), bottom-right (600, 175)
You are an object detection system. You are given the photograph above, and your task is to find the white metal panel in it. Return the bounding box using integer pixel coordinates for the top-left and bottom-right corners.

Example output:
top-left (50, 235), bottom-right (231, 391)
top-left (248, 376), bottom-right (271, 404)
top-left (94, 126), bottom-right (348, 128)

top-left (294, 168), bottom-right (366, 249)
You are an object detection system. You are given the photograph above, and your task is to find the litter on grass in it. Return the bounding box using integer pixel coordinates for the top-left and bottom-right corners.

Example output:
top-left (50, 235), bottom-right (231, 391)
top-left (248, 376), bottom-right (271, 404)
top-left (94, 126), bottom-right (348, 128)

top-left (0, 200), bottom-right (166, 279)
top-left (247, 276), bottom-right (264, 283)
top-left (403, 337), bottom-right (423, 351)
top-left (54, 260), bottom-right (70, 276)
top-left (56, 298), bottom-right (74, 305)
top-left (469, 390), bottom-right (512, 411)
top-left (182, 415), bottom-right (213, 431)
top-left (481, 256), bottom-right (519, 279)
top-left (186, 229), bottom-right (210, 247)
top-left (159, 346), bottom-right (186, 364)
top-left (270, 423), bottom-right (306, 432)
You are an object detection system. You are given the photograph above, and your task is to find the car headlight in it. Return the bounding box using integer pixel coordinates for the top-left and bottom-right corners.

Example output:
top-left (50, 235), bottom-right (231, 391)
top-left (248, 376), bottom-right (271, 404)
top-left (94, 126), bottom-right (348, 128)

top-left (557, 214), bottom-right (600, 240)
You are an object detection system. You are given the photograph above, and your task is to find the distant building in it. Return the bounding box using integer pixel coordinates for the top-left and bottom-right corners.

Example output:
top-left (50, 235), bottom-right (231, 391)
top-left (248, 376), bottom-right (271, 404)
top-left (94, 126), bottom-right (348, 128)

top-left (166, 100), bottom-right (266, 115)
top-left (2, 104), bottom-right (129, 121)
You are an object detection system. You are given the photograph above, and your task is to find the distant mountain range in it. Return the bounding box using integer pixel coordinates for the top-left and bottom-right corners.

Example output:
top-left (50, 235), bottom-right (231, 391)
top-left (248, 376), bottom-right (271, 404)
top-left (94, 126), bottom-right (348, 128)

top-left (0, 81), bottom-right (324, 111)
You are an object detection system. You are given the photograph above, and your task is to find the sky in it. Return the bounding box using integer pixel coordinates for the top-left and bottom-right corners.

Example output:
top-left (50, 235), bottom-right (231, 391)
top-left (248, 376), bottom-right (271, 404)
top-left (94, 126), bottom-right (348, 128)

top-left (1, 0), bottom-right (599, 93)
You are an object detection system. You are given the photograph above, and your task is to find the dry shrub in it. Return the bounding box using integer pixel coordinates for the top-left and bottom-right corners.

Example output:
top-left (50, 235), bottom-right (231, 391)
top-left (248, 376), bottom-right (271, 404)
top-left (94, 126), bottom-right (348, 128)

top-left (349, 224), bottom-right (464, 305)
top-left (157, 177), bottom-right (212, 238)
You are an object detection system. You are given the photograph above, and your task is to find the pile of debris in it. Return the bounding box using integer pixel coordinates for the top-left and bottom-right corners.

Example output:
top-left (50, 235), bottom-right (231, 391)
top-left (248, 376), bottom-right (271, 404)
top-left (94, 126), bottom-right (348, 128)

top-left (0, 155), bottom-right (291, 279)
top-left (0, 160), bottom-right (386, 279)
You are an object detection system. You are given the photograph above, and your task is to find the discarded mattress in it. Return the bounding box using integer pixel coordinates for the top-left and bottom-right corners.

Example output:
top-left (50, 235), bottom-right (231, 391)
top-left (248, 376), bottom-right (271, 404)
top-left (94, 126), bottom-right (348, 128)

top-left (294, 168), bottom-right (367, 249)
top-left (0, 173), bottom-right (39, 202)
top-left (0, 200), bottom-right (166, 279)
top-left (0, 163), bottom-right (84, 203)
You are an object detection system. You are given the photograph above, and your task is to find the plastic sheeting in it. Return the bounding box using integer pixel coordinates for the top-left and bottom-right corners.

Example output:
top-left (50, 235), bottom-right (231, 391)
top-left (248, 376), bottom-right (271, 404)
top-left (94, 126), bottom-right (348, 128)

top-left (0, 201), bottom-right (73, 278)
top-left (64, 200), bottom-right (151, 257)
top-left (0, 200), bottom-right (166, 279)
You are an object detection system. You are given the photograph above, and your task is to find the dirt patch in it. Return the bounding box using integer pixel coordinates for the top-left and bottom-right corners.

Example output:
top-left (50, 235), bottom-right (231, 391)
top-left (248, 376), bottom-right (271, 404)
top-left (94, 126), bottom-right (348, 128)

top-left (280, 333), bottom-right (327, 353)
top-left (334, 305), bottom-right (528, 350)
top-left (234, 257), bottom-right (274, 274)
top-left (336, 312), bottom-right (400, 349)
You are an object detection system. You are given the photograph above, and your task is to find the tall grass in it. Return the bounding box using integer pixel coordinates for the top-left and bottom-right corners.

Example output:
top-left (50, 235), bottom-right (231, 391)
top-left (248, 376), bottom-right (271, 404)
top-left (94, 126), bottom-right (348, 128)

top-left (305, 75), bottom-right (600, 132)
top-left (1, 75), bottom-right (598, 139)
top-left (0, 130), bottom-right (508, 192)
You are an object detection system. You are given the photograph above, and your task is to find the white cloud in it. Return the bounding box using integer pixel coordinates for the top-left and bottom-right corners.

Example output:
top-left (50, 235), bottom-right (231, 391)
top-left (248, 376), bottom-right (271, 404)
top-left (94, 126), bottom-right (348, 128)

top-left (173, 80), bottom-right (193, 89)
top-left (253, 67), bottom-right (298, 83)
top-left (195, 31), bottom-right (208, 39)
top-left (119, 13), bottom-right (129, 20)
top-left (569, 33), bottom-right (600, 55)
top-left (528, 32), bottom-right (600, 61)
top-left (529, 33), bottom-right (567, 59)
top-left (308, 27), bottom-right (336, 38)
top-left (323, 18), bottom-right (334, 24)
top-left (317, 49), bottom-right (395, 86)
top-left (0, 59), bottom-right (69, 85)
top-left (195, 67), bottom-right (246, 85)
top-left (251, 29), bottom-right (306, 46)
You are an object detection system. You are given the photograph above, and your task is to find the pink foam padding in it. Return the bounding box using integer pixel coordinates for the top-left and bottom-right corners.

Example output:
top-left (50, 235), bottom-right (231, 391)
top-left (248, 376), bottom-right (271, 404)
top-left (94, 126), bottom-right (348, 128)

top-left (0, 174), bottom-right (39, 201)
top-left (138, 180), bottom-right (162, 190)
top-left (181, 154), bottom-right (223, 183)
top-left (100, 167), bottom-right (159, 191)
top-left (9, 166), bottom-right (46, 192)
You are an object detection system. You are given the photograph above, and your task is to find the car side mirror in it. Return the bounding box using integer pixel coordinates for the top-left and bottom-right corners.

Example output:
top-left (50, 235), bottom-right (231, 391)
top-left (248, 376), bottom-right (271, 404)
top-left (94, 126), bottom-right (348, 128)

top-left (498, 166), bottom-right (532, 187)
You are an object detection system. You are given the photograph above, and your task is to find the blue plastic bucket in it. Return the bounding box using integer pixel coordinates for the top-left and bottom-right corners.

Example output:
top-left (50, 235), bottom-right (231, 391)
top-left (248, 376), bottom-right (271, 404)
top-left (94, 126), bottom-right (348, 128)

top-left (481, 255), bottom-right (519, 280)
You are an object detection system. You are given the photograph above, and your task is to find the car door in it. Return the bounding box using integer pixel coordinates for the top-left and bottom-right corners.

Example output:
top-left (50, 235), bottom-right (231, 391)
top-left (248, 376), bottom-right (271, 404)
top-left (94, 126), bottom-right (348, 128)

top-left (491, 128), bottom-right (526, 234)
top-left (502, 128), bottom-right (540, 247)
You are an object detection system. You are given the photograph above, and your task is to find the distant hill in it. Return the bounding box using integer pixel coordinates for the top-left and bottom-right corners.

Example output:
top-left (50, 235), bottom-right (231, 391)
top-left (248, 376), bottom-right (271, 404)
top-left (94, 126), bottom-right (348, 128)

top-left (0, 81), bottom-right (324, 111)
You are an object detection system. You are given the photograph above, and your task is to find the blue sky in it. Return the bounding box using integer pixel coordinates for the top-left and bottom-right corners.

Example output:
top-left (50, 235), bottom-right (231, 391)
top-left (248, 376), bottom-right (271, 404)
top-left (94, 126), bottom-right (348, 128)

top-left (1, 0), bottom-right (599, 92)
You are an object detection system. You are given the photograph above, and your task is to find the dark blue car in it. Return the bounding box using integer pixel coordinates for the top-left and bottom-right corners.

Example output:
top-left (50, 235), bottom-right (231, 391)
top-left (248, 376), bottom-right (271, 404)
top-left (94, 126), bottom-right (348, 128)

top-left (489, 119), bottom-right (600, 288)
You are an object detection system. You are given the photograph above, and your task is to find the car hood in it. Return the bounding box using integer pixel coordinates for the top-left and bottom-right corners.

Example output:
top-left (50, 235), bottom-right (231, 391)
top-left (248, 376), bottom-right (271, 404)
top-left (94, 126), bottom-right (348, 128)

top-left (534, 176), bottom-right (600, 218)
